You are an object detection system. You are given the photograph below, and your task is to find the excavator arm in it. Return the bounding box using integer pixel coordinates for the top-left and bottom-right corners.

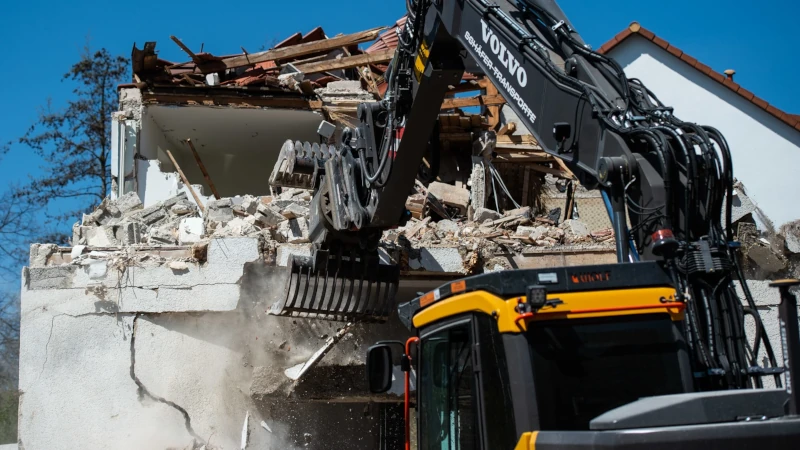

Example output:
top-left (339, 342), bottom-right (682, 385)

top-left (269, 0), bottom-right (781, 390)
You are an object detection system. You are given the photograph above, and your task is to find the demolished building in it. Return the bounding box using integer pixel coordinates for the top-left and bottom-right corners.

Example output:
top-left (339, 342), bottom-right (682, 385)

top-left (16, 17), bottom-right (800, 450)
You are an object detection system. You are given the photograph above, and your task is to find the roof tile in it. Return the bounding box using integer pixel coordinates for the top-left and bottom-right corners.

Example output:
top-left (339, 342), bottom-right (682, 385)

top-left (752, 97), bottom-right (769, 110)
top-left (722, 77), bottom-right (740, 92)
top-left (597, 22), bottom-right (799, 134)
top-left (666, 44), bottom-right (683, 58)
top-left (679, 53), bottom-right (698, 67)
top-left (736, 87), bottom-right (755, 101)
top-left (766, 105), bottom-right (783, 117)
top-left (652, 36), bottom-right (669, 49)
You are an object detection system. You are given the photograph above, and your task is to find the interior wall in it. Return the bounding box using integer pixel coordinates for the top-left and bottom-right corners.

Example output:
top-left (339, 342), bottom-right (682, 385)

top-left (142, 105), bottom-right (324, 199)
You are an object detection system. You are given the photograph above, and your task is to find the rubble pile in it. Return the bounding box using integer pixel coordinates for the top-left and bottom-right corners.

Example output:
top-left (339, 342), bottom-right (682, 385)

top-left (73, 188), bottom-right (316, 246)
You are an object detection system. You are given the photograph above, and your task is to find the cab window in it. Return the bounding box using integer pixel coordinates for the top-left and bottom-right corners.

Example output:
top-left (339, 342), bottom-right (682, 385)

top-left (418, 322), bottom-right (478, 450)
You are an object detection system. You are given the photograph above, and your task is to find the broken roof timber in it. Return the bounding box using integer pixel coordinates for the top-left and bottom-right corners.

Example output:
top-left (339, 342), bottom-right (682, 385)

top-left (293, 49), bottom-right (395, 75)
top-left (140, 91), bottom-right (323, 109)
top-left (197, 27), bottom-right (387, 74)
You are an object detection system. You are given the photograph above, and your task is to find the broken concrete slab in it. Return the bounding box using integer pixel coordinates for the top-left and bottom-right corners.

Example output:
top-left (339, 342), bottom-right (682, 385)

top-left (148, 221), bottom-right (178, 245)
top-left (127, 203), bottom-right (169, 227)
top-left (116, 191), bottom-right (143, 215)
top-left (781, 220), bottom-right (800, 254)
top-left (435, 220), bottom-right (460, 237)
top-left (427, 181), bottom-right (470, 214)
top-left (179, 218), bottom-right (204, 244)
top-left (277, 218), bottom-right (310, 244)
top-left (84, 226), bottom-right (116, 247)
top-left (473, 207), bottom-right (500, 223)
top-left (255, 204), bottom-right (286, 228)
top-left (113, 221), bottom-right (145, 245)
top-left (29, 243), bottom-right (59, 268)
top-left (561, 219), bottom-right (591, 238)
top-left (409, 247), bottom-right (465, 273)
top-left (206, 198), bottom-right (235, 223)
top-left (277, 244), bottom-right (313, 267)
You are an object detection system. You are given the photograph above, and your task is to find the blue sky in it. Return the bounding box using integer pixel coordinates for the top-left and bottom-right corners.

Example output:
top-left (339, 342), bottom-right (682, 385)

top-left (0, 0), bottom-right (797, 280)
top-left (1, 0), bottom-right (797, 185)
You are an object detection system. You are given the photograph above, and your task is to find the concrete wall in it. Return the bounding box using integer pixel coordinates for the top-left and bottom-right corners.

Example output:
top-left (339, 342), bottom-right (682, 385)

top-left (608, 36), bottom-right (800, 229)
top-left (115, 89), bottom-right (327, 207)
top-left (18, 237), bottom-right (408, 449)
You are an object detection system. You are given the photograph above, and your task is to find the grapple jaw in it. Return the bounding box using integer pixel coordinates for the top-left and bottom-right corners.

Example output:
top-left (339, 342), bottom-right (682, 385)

top-left (269, 139), bottom-right (334, 191)
top-left (269, 248), bottom-right (400, 323)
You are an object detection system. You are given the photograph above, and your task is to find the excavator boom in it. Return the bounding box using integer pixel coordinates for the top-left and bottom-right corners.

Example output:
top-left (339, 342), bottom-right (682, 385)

top-left (269, 0), bottom-right (780, 393)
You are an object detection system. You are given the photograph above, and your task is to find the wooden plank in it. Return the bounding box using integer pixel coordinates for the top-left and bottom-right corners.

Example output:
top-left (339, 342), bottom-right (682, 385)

top-left (553, 157), bottom-right (576, 180)
top-left (165, 149), bottom-right (206, 213)
top-left (441, 95), bottom-right (506, 109)
top-left (497, 121), bottom-right (517, 136)
top-left (141, 92), bottom-right (321, 110)
top-left (497, 134), bottom-right (539, 145)
top-left (294, 49), bottom-right (395, 75)
top-left (170, 36), bottom-right (201, 63)
top-left (185, 139), bottom-right (221, 199)
top-left (197, 27), bottom-right (386, 73)
top-left (528, 164), bottom-right (570, 178)
top-left (483, 80), bottom-right (502, 128)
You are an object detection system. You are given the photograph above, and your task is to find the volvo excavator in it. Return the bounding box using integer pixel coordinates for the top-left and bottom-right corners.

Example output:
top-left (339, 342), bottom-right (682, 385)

top-left (267, 0), bottom-right (800, 448)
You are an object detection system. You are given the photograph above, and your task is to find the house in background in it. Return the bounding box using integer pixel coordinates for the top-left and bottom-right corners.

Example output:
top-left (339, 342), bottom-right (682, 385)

top-left (599, 22), bottom-right (800, 231)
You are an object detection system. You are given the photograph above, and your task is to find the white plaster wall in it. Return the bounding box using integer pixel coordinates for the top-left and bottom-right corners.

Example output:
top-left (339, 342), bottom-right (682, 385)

top-left (608, 36), bottom-right (800, 228)
top-left (136, 105), bottom-right (323, 205)
top-left (17, 237), bottom-right (410, 449)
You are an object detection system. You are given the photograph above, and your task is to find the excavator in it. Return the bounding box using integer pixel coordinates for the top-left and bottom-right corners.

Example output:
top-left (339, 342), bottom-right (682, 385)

top-left (267, 0), bottom-right (800, 448)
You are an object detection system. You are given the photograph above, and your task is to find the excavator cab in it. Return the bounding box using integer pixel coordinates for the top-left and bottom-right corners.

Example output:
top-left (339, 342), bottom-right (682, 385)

top-left (367, 265), bottom-right (800, 450)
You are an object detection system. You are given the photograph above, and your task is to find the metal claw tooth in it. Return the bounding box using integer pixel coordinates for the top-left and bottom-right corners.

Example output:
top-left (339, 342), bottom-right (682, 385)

top-left (303, 141), bottom-right (312, 159)
top-left (311, 143), bottom-right (320, 160)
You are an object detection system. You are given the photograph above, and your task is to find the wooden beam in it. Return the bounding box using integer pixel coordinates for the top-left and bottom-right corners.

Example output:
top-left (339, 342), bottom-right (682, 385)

top-left (553, 157), bottom-right (576, 180)
top-left (185, 139), bottom-right (221, 199)
top-left (446, 80), bottom-right (481, 95)
top-left (497, 121), bottom-right (517, 136)
top-left (141, 92), bottom-right (322, 109)
top-left (165, 149), bottom-right (205, 213)
top-left (441, 95), bottom-right (506, 109)
top-left (170, 36), bottom-right (201, 63)
top-left (497, 134), bottom-right (539, 146)
top-left (293, 49), bottom-right (395, 75)
top-left (197, 27), bottom-right (386, 73)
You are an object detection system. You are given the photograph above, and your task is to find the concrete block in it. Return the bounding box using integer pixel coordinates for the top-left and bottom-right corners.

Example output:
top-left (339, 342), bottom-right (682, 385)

top-left (747, 246), bottom-right (786, 274)
top-left (29, 243), bottom-right (59, 268)
top-left (435, 220), bottom-right (460, 237)
top-left (277, 244), bottom-right (313, 267)
top-left (179, 217), bottom-right (204, 244)
top-left (241, 196), bottom-right (260, 215)
top-left (428, 181), bottom-right (469, 213)
top-left (113, 221), bottom-right (144, 245)
top-left (255, 204), bottom-right (286, 228)
top-left (562, 219), bottom-right (591, 238)
top-left (278, 218), bottom-right (310, 244)
top-left (25, 266), bottom-right (76, 290)
top-left (283, 203), bottom-right (310, 218)
top-left (116, 191), bottom-right (143, 215)
top-left (409, 247), bottom-right (465, 273)
top-left (473, 207), bottom-right (500, 222)
top-left (504, 206), bottom-right (531, 219)
top-left (127, 203), bottom-right (168, 226)
top-left (206, 237), bottom-right (260, 265)
top-left (84, 226), bottom-right (116, 247)
top-left (148, 222), bottom-right (178, 245)
top-left (782, 220), bottom-right (800, 254)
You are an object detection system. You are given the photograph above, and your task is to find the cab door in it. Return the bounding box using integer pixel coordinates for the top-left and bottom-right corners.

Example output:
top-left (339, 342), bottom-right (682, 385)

top-left (418, 317), bottom-right (479, 450)
top-left (416, 314), bottom-right (518, 450)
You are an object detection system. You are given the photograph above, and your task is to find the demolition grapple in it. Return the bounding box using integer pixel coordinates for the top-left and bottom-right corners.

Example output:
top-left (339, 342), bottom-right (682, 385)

top-left (268, 139), bottom-right (401, 322)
